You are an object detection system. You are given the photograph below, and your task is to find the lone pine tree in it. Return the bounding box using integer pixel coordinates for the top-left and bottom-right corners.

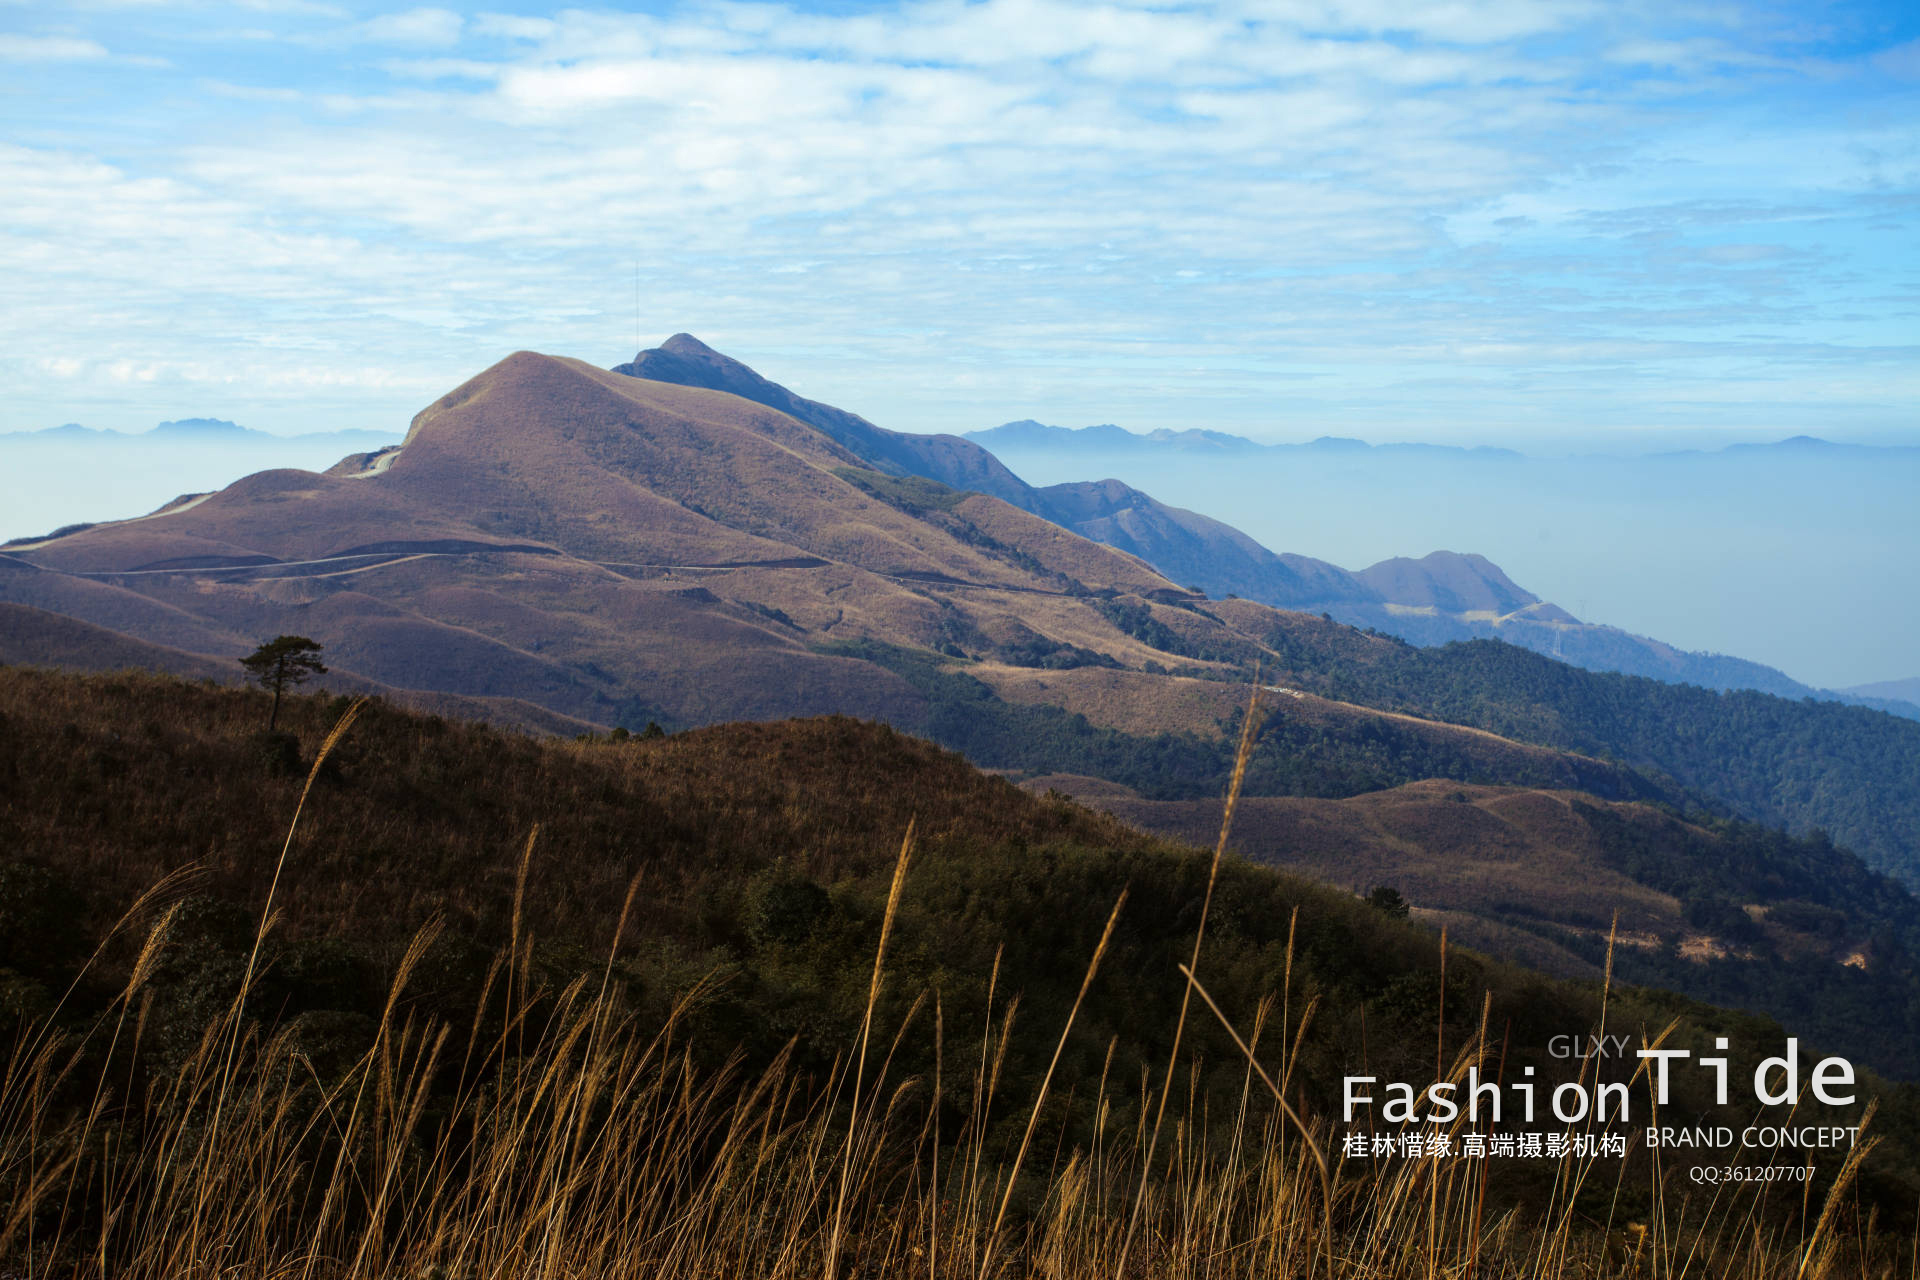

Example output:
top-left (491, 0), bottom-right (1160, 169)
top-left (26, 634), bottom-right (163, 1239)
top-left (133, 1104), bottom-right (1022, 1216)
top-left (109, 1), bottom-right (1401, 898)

top-left (240, 635), bottom-right (327, 731)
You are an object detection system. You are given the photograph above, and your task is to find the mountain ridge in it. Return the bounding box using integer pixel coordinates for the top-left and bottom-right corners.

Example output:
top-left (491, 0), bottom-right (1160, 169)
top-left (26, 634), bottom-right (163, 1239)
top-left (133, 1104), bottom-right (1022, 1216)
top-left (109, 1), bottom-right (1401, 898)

top-left (620, 345), bottom-right (1864, 704)
top-left (5, 337), bottom-right (1920, 889)
top-left (613, 335), bottom-right (1038, 508)
top-left (970, 419), bottom-right (1920, 459)
top-left (1847, 678), bottom-right (1920, 713)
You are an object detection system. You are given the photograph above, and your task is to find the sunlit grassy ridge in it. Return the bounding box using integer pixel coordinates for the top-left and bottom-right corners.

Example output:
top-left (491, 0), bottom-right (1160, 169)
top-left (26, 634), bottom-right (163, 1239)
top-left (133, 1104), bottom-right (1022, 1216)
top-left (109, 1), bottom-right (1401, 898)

top-left (0, 666), bottom-right (1914, 1275)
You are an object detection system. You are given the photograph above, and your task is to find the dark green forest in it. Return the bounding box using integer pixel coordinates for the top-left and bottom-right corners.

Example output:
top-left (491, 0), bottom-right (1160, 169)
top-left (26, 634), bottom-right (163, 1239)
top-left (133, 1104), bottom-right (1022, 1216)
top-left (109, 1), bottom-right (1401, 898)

top-left (1267, 632), bottom-right (1920, 886)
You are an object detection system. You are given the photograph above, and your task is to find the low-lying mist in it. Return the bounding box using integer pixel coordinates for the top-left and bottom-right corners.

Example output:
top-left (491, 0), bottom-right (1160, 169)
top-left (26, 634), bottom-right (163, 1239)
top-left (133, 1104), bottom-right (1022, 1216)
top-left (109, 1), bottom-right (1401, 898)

top-left (984, 441), bottom-right (1920, 692)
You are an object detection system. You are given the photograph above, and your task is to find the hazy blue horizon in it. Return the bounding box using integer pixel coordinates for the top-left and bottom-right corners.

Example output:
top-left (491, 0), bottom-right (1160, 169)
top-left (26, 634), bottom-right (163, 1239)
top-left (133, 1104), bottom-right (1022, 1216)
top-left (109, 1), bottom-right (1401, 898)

top-left (980, 442), bottom-right (1920, 693)
top-left (0, 431), bottom-right (402, 547)
top-left (14, 406), bottom-right (1920, 457)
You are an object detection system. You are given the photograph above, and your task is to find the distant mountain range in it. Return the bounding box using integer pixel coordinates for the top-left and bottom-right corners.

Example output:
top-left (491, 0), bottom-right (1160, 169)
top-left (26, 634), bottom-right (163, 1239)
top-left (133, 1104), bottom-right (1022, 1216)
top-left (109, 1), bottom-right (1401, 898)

top-left (4, 335), bottom-right (1920, 888)
top-left (6, 351), bottom-right (1907, 728)
top-left (1657, 434), bottom-right (1920, 460)
top-left (3, 418), bottom-right (400, 447)
top-left (606, 345), bottom-right (1919, 724)
top-left (0, 417), bottom-right (408, 547)
top-left (1850, 678), bottom-right (1920, 711)
top-left (973, 418), bottom-right (1527, 457)
top-left (8, 380), bottom-right (1906, 719)
top-left (969, 419), bottom-right (1920, 461)
top-left (963, 419), bottom-right (1918, 716)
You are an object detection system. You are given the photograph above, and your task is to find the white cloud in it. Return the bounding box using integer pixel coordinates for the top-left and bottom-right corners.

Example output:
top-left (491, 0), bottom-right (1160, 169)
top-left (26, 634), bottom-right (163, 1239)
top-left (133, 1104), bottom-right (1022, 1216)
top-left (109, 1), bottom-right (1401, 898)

top-left (200, 78), bottom-right (303, 101)
top-left (1872, 38), bottom-right (1920, 80)
top-left (0, 34), bottom-right (108, 61)
top-left (0, 0), bottom-right (1909, 454)
top-left (0, 0), bottom-right (342, 10)
top-left (234, 0), bottom-right (348, 13)
top-left (347, 6), bottom-right (463, 46)
top-left (471, 13), bottom-right (555, 43)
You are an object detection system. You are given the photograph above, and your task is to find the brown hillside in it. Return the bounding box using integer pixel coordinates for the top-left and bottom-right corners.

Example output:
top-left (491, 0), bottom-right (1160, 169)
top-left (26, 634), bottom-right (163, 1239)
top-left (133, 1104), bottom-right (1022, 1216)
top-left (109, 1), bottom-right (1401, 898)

top-left (1354, 551), bottom-right (1539, 615)
top-left (1061, 777), bottom-right (1678, 975)
top-left (0, 349), bottom-right (1379, 742)
top-left (973, 662), bottom-right (1642, 789)
top-left (614, 333), bottom-right (1037, 507)
top-left (0, 341), bottom-right (1743, 832)
top-left (0, 601), bottom-right (233, 681)
top-left (0, 664), bottom-right (1151, 945)
top-left (1054, 776), bottom-right (1891, 984)
top-left (0, 601), bottom-right (597, 736)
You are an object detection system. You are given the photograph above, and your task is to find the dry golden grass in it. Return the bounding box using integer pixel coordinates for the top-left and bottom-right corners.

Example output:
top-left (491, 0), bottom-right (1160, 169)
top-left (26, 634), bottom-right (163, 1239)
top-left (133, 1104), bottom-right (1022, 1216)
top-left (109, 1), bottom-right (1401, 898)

top-left (978, 662), bottom-right (1646, 802)
top-left (973, 665), bottom-right (1248, 739)
top-left (1086, 782), bottom-right (1681, 965)
top-left (948, 494), bottom-right (1176, 597)
top-left (2, 693), bottom-right (1906, 1279)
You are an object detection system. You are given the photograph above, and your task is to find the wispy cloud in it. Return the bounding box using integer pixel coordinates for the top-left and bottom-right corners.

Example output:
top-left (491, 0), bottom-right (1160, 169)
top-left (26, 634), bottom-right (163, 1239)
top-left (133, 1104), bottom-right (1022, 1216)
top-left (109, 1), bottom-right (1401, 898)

top-left (0, 0), bottom-right (1912, 447)
top-left (0, 33), bottom-right (109, 60)
top-left (346, 6), bottom-right (462, 46)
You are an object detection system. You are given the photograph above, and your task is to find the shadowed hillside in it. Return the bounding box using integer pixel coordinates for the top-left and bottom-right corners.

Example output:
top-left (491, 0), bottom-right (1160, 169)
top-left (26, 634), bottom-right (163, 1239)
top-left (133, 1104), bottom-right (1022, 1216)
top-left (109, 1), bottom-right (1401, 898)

top-left (1048, 775), bottom-right (1920, 1074)
top-left (4, 663), bottom-right (1918, 1278)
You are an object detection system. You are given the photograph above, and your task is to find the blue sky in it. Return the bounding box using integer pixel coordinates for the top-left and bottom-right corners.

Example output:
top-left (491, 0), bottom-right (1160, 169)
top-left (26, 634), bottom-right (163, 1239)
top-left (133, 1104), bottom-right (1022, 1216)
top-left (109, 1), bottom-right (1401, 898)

top-left (2, 0), bottom-right (1916, 447)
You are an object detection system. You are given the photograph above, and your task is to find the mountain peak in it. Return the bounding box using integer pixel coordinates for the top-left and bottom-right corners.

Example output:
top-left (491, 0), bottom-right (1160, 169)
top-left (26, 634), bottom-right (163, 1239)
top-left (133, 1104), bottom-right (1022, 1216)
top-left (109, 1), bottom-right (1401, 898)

top-left (615, 334), bottom-right (779, 401)
top-left (613, 334), bottom-right (1040, 508)
top-left (1356, 550), bottom-right (1539, 615)
top-left (151, 418), bottom-right (248, 438)
top-left (658, 333), bottom-right (721, 358)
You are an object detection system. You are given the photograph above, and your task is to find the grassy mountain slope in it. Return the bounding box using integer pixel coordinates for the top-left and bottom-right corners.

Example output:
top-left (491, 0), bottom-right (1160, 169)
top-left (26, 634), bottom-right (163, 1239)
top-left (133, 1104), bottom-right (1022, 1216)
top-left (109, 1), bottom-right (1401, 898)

top-left (1354, 552), bottom-right (1542, 615)
top-left (1056, 776), bottom-right (1920, 1074)
top-left (614, 333), bottom-right (1038, 507)
top-left (1, 352), bottom-right (1202, 729)
top-left (0, 348), bottom-right (1691, 816)
top-left (969, 662), bottom-right (1667, 799)
top-left (3, 664), bottom-right (1913, 1246)
top-left (622, 340), bottom-right (1874, 707)
top-left (700, 358), bottom-right (1920, 854)
top-left (0, 601), bottom-right (598, 735)
top-left (954, 596), bottom-right (1920, 885)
